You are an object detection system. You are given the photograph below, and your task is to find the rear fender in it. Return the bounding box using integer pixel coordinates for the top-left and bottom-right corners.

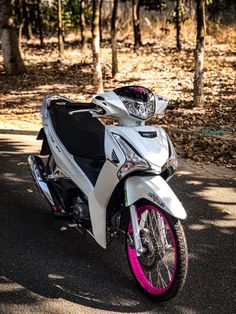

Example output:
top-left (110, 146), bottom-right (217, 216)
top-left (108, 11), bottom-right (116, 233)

top-left (37, 128), bottom-right (51, 155)
top-left (124, 175), bottom-right (186, 219)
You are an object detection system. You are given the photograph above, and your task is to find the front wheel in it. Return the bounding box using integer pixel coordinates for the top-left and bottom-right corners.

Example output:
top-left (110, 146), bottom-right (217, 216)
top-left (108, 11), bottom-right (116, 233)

top-left (126, 204), bottom-right (188, 302)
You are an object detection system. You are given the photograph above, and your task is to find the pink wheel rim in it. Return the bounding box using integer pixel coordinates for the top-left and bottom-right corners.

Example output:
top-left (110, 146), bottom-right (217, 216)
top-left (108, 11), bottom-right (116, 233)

top-left (127, 205), bottom-right (177, 295)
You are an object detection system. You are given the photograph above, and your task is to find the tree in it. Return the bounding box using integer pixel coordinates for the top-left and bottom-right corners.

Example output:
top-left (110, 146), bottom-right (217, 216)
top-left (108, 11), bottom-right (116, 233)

top-left (111, 0), bottom-right (118, 77)
top-left (80, 0), bottom-right (86, 49)
top-left (14, 0), bottom-right (23, 50)
top-left (22, 0), bottom-right (31, 40)
top-left (132, 0), bottom-right (142, 50)
top-left (0, 0), bottom-right (26, 74)
top-left (99, 0), bottom-right (103, 43)
top-left (36, 0), bottom-right (44, 47)
top-left (176, 0), bottom-right (182, 51)
top-left (194, 0), bottom-right (206, 107)
top-left (92, 0), bottom-right (103, 93)
top-left (57, 0), bottom-right (64, 55)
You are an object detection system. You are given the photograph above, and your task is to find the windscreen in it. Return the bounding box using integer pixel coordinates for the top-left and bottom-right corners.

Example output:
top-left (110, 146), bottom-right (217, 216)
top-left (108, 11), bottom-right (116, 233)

top-left (114, 86), bottom-right (154, 102)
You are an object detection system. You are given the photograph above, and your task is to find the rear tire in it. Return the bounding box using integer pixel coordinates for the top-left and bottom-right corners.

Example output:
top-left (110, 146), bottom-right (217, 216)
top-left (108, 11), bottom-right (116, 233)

top-left (126, 204), bottom-right (188, 302)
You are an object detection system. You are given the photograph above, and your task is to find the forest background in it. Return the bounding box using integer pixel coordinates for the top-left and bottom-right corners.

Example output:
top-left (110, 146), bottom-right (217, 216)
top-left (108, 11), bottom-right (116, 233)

top-left (0, 0), bottom-right (235, 169)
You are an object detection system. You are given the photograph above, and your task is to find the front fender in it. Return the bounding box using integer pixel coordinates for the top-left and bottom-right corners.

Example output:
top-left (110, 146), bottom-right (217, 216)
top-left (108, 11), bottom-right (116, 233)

top-left (124, 175), bottom-right (186, 219)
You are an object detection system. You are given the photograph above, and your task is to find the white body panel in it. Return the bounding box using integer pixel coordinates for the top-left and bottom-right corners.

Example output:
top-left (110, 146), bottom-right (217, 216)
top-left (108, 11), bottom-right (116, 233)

top-left (125, 175), bottom-right (187, 220)
top-left (88, 129), bottom-right (125, 248)
top-left (107, 125), bottom-right (169, 171)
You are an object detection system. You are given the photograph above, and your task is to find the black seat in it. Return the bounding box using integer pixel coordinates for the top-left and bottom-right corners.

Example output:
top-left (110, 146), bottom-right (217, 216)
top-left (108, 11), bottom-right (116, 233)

top-left (48, 100), bottom-right (105, 160)
top-left (48, 100), bottom-right (106, 185)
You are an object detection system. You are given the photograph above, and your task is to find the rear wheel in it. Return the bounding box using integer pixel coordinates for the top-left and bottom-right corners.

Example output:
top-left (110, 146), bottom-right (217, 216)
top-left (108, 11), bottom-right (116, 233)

top-left (126, 204), bottom-right (188, 301)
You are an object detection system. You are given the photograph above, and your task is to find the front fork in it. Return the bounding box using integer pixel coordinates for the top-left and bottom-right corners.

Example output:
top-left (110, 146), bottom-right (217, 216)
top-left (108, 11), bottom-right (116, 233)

top-left (129, 204), bottom-right (168, 256)
top-left (129, 204), bottom-right (146, 256)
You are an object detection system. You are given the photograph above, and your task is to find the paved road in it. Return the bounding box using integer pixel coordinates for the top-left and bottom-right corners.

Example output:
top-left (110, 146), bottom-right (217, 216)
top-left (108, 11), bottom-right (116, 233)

top-left (0, 132), bottom-right (235, 314)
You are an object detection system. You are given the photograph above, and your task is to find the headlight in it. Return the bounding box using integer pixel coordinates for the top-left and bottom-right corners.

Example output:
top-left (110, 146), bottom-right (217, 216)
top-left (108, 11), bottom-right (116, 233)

top-left (121, 96), bottom-right (155, 120)
top-left (113, 134), bottom-right (150, 179)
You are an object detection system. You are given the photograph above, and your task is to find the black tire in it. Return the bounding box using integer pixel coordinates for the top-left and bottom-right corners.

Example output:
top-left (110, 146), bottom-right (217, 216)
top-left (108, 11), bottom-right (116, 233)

top-left (126, 203), bottom-right (188, 302)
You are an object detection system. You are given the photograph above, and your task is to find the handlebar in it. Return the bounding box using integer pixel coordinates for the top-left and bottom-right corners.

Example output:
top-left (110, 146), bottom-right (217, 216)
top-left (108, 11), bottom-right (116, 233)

top-left (69, 107), bottom-right (104, 115)
top-left (49, 98), bottom-right (95, 109)
top-left (48, 98), bottom-right (105, 115)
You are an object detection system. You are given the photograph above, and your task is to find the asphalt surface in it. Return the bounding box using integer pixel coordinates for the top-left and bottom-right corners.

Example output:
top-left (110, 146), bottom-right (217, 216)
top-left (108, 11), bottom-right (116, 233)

top-left (0, 132), bottom-right (235, 314)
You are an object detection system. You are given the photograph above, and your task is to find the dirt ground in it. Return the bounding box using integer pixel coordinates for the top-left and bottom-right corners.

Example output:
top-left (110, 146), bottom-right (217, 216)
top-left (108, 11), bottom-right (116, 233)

top-left (0, 30), bottom-right (235, 169)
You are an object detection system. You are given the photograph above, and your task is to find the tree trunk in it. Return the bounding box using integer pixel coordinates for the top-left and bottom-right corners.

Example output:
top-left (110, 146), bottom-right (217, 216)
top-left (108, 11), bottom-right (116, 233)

top-left (188, 0), bottom-right (195, 19)
top-left (176, 0), bottom-right (182, 51)
top-left (28, 24), bottom-right (33, 40)
top-left (0, 0), bottom-right (26, 75)
top-left (14, 0), bottom-right (23, 50)
top-left (22, 0), bottom-right (28, 39)
top-left (132, 0), bottom-right (142, 50)
top-left (14, 0), bottom-right (22, 27)
top-left (57, 0), bottom-right (64, 55)
top-left (36, 0), bottom-right (43, 47)
top-left (111, 0), bottom-right (118, 78)
top-left (18, 22), bottom-right (23, 51)
top-left (194, 0), bottom-right (206, 107)
top-left (92, 0), bottom-right (103, 93)
top-left (28, 1), bottom-right (35, 39)
top-left (22, 0), bottom-right (33, 40)
top-left (80, 0), bottom-right (86, 49)
top-left (99, 0), bottom-right (103, 43)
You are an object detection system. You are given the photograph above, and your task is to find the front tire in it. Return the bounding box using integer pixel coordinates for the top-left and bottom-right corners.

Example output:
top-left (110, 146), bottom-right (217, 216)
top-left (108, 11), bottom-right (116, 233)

top-left (126, 204), bottom-right (188, 302)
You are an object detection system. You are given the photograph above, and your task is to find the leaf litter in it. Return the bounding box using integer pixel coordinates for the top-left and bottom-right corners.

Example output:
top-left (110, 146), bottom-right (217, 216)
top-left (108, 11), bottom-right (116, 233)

top-left (0, 36), bottom-right (235, 169)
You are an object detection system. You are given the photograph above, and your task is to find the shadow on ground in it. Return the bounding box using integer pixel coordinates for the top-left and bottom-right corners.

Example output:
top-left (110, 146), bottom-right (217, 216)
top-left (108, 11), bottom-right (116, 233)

top-left (0, 135), bottom-right (235, 313)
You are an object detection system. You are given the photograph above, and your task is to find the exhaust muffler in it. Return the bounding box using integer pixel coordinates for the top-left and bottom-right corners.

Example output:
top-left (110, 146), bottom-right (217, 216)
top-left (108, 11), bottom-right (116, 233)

top-left (28, 155), bottom-right (55, 206)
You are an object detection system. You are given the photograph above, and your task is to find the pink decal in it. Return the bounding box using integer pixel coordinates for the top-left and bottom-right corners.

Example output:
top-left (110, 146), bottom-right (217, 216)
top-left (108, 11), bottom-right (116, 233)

top-left (130, 87), bottom-right (147, 93)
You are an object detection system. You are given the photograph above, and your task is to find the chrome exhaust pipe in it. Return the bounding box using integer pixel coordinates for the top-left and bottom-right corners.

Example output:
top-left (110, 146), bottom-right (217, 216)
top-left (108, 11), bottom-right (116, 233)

top-left (28, 155), bottom-right (55, 206)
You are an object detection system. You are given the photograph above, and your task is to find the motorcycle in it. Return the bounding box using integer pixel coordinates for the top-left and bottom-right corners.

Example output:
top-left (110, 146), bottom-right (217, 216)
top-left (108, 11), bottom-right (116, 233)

top-left (28, 86), bottom-right (188, 301)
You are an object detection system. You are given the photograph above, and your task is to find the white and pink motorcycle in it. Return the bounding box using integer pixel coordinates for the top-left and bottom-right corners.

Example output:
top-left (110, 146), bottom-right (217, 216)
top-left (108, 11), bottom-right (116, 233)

top-left (28, 86), bottom-right (188, 301)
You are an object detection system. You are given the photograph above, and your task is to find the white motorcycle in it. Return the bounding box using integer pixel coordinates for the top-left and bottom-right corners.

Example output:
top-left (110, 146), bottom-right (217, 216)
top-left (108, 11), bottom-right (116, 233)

top-left (28, 86), bottom-right (188, 301)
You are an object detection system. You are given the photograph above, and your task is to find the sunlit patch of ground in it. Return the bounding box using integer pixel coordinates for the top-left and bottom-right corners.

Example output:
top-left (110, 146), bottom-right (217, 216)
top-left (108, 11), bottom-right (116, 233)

top-left (0, 27), bottom-right (235, 168)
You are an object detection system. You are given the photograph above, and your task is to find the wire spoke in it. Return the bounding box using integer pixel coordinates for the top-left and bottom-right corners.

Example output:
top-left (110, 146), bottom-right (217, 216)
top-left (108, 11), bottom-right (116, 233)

top-left (159, 257), bottom-right (172, 281)
top-left (136, 208), bottom-right (175, 290)
top-left (159, 268), bottom-right (168, 288)
top-left (156, 269), bottom-right (161, 288)
top-left (148, 271), bottom-right (153, 286)
top-left (147, 211), bottom-right (159, 243)
top-left (156, 263), bottom-right (167, 288)
top-left (139, 211), bottom-right (148, 228)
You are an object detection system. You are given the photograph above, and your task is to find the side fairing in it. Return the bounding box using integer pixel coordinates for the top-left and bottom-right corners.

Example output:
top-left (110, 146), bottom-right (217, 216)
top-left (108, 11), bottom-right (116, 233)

top-left (106, 125), bottom-right (170, 172)
top-left (87, 129), bottom-right (126, 248)
top-left (87, 125), bottom-right (171, 248)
